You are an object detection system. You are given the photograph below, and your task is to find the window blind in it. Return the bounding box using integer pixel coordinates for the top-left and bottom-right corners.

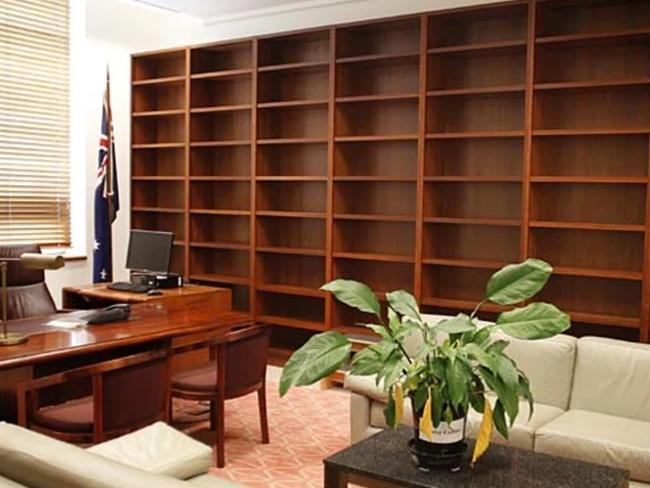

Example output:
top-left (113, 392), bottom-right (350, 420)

top-left (0, 0), bottom-right (71, 246)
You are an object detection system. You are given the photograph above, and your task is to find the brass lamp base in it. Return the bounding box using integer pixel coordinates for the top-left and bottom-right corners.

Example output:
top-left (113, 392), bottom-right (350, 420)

top-left (0, 333), bottom-right (28, 346)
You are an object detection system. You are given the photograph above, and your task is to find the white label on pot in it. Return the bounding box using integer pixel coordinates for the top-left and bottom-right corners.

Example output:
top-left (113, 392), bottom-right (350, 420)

top-left (420, 418), bottom-right (465, 444)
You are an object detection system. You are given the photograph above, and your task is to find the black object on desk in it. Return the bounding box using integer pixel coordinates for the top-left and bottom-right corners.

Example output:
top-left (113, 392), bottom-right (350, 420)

top-left (323, 427), bottom-right (629, 488)
top-left (81, 304), bottom-right (131, 324)
top-left (108, 282), bottom-right (150, 293)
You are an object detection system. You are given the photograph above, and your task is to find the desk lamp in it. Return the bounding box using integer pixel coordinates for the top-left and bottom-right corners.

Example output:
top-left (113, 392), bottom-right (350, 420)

top-left (0, 253), bottom-right (65, 346)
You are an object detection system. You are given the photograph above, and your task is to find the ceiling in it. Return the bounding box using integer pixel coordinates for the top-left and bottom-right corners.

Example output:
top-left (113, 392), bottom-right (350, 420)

top-left (134, 0), bottom-right (319, 19)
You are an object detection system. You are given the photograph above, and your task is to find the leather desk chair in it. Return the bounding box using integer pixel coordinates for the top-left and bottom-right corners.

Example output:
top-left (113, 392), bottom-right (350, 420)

top-left (17, 349), bottom-right (172, 444)
top-left (171, 325), bottom-right (271, 467)
top-left (0, 244), bottom-right (57, 320)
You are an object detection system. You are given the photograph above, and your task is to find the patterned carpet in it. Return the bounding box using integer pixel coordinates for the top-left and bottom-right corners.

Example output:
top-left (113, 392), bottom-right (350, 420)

top-left (173, 379), bottom-right (351, 487)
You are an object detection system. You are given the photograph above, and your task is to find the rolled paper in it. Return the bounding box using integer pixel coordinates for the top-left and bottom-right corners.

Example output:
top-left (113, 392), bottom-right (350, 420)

top-left (19, 253), bottom-right (65, 270)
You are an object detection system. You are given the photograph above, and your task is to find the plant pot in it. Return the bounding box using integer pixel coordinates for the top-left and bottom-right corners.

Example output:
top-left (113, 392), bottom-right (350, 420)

top-left (409, 411), bottom-right (467, 472)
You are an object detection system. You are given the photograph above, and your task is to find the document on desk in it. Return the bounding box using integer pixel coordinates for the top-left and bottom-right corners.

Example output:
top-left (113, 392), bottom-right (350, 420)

top-left (46, 318), bottom-right (88, 329)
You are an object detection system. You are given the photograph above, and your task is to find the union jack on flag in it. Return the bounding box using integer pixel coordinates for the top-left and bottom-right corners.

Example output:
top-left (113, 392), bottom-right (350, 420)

top-left (93, 70), bottom-right (120, 283)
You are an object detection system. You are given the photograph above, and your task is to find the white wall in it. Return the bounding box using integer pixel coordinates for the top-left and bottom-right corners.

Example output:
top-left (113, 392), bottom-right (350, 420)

top-left (46, 0), bottom-right (493, 305)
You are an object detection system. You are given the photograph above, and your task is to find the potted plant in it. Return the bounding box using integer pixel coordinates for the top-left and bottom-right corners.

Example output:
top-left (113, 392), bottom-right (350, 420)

top-left (279, 259), bottom-right (571, 469)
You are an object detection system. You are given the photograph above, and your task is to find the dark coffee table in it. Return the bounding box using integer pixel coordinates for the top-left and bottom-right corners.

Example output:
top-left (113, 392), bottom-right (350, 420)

top-left (324, 427), bottom-right (630, 488)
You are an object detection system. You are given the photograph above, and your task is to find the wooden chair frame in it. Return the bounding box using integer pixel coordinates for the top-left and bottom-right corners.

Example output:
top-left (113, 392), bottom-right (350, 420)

top-left (171, 324), bottom-right (270, 467)
top-left (17, 348), bottom-right (171, 444)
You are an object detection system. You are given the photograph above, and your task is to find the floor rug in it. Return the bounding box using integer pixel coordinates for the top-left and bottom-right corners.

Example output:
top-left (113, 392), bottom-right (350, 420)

top-left (173, 380), bottom-right (351, 487)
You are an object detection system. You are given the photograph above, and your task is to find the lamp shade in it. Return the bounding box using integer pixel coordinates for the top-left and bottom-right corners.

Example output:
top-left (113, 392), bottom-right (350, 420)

top-left (19, 253), bottom-right (65, 270)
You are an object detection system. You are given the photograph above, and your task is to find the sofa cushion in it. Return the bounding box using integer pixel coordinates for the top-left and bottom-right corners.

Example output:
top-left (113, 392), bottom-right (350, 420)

top-left (369, 398), bottom-right (563, 451)
top-left (89, 422), bottom-right (212, 480)
top-left (466, 399), bottom-right (564, 450)
top-left (571, 337), bottom-right (650, 422)
top-left (0, 422), bottom-right (198, 488)
top-left (495, 333), bottom-right (576, 410)
top-left (536, 410), bottom-right (650, 483)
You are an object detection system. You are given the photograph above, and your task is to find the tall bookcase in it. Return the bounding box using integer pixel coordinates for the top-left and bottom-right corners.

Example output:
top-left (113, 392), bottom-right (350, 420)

top-left (132, 0), bottom-right (650, 357)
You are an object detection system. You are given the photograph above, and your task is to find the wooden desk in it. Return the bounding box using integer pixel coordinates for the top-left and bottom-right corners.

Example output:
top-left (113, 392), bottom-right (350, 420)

top-left (62, 283), bottom-right (229, 310)
top-left (0, 300), bottom-right (253, 422)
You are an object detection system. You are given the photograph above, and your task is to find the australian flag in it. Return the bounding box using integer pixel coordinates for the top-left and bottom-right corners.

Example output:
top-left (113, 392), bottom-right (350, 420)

top-left (93, 71), bottom-right (120, 283)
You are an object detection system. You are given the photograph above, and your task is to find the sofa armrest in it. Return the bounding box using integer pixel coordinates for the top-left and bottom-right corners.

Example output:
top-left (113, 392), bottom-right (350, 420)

top-left (344, 373), bottom-right (387, 403)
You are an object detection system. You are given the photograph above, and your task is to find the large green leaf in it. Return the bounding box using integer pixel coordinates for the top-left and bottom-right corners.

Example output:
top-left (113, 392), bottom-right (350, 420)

top-left (386, 290), bottom-right (421, 322)
top-left (492, 400), bottom-right (509, 439)
top-left (478, 367), bottom-right (519, 424)
top-left (350, 347), bottom-right (383, 376)
top-left (321, 279), bottom-right (381, 318)
top-left (462, 343), bottom-right (497, 374)
top-left (497, 302), bottom-right (571, 340)
top-left (495, 354), bottom-right (519, 391)
top-left (279, 331), bottom-right (351, 396)
top-left (436, 313), bottom-right (476, 334)
top-left (445, 359), bottom-right (467, 409)
top-left (485, 259), bottom-right (552, 305)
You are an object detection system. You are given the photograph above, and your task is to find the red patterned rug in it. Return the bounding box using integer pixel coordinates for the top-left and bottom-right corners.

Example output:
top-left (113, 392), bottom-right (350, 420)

top-left (173, 379), bottom-right (351, 487)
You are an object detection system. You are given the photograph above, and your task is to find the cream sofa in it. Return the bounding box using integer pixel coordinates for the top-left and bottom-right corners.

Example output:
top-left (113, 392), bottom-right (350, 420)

top-left (345, 314), bottom-right (650, 487)
top-left (0, 421), bottom-right (244, 488)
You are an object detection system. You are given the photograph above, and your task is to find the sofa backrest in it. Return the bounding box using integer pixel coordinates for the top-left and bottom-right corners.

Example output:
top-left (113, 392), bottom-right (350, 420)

top-left (419, 314), bottom-right (577, 410)
top-left (571, 337), bottom-right (650, 422)
top-left (0, 422), bottom-right (193, 488)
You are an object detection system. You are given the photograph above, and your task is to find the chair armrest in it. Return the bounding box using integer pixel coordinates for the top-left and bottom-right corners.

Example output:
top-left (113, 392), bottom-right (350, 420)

top-left (343, 373), bottom-right (388, 403)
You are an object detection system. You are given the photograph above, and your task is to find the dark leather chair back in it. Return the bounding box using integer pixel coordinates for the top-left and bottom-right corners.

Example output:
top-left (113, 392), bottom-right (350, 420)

top-left (222, 325), bottom-right (270, 397)
top-left (0, 244), bottom-right (56, 320)
top-left (102, 355), bottom-right (170, 432)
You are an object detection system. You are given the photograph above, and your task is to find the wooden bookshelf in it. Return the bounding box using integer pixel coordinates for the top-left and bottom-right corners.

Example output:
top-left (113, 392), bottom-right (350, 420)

top-left (132, 0), bottom-right (650, 351)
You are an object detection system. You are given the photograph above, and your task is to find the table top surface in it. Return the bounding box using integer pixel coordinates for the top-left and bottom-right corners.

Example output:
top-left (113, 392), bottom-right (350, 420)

top-left (62, 283), bottom-right (222, 302)
top-left (324, 427), bottom-right (629, 488)
top-left (0, 300), bottom-right (252, 370)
